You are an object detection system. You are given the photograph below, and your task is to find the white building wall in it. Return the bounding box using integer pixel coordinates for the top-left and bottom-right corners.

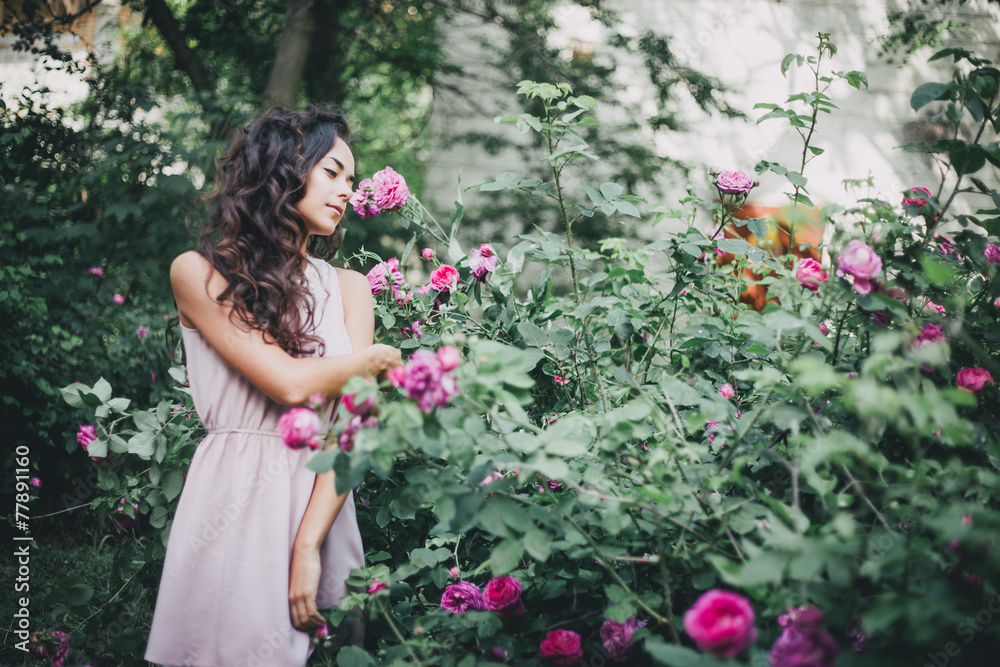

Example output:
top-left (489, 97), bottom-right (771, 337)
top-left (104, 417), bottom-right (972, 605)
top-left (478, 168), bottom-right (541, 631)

top-left (424, 0), bottom-right (1000, 228)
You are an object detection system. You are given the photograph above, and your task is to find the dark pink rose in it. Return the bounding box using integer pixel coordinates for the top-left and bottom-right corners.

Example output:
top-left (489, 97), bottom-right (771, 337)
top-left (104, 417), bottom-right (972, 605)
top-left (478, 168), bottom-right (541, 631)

top-left (387, 365), bottom-right (408, 389)
top-left (88, 266), bottom-right (104, 277)
top-left (715, 170), bottom-right (755, 195)
top-left (957, 367), bottom-right (994, 394)
top-left (338, 414), bottom-right (377, 452)
top-left (402, 350), bottom-right (458, 413)
top-left (795, 258), bottom-right (828, 291)
top-left (29, 477), bottom-right (41, 488)
top-left (372, 166), bottom-right (410, 211)
top-left (315, 624), bottom-right (329, 639)
top-left (770, 628), bottom-right (841, 667)
top-left (902, 186), bottom-right (931, 209)
top-left (916, 324), bottom-right (946, 346)
top-left (277, 407), bottom-right (322, 450)
top-left (422, 247), bottom-right (434, 260)
top-left (483, 576), bottom-right (524, 616)
top-left (539, 629), bottom-right (583, 665)
top-left (350, 178), bottom-right (381, 219)
top-left (719, 383), bottom-right (735, 399)
top-left (600, 616), bottom-right (645, 663)
top-left (449, 567), bottom-right (460, 578)
top-left (683, 589), bottom-right (757, 658)
top-left (113, 497), bottom-right (140, 529)
top-left (441, 581), bottom-right (486, 613)
top-left (777, 606), bottom-right (825, 631)
top-left (470, 243), bottom-right (499, 281)
top-left (113, 293), bottom-right (125, 305)
top-left (836, 240), bottom-right (882, 294)
top-left (985, 243), bottom-right (1000, 264)
top-left (368, 577), bottom-right (387, 593)
top-left (430, 264), bottom-right (460, 292)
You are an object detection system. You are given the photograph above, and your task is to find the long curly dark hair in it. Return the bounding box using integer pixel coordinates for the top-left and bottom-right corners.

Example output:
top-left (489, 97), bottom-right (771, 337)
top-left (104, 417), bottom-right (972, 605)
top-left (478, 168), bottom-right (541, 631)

top-left (197, 106), bottom-right (351, 357)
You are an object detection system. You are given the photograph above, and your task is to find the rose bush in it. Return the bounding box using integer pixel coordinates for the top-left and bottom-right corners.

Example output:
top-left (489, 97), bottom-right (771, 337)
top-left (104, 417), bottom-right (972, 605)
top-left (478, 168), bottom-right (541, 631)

top-left (57, 41), bottom-right (1000, 667)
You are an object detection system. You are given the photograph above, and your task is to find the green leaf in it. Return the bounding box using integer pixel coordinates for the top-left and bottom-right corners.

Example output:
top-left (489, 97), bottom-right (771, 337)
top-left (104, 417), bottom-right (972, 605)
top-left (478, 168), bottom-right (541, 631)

top-left (59, 383), bottom-right (89, 408)
top-left (715, 238), bottom-right (749, 255)
top-left (582, 182), bottom-right (604, 206)
top-left (128, 431), bottom-right (156, 458)
top-left (161, 470), bottom-right (185, 502)
top-left (336, 645), bottom-right (376, 667)
top-left (133, 410), bottom-right (160, 432)
top-left (614, 200), bottom-right (641, 218)
top-left (600, 182), bottom-right (624, 200)
top-left (746, 218), bottom-right (769, 239)
top-left (490, 538), bottom-right (524, 574)
top-left (517, 322), bottom-right (547, 347)
top-left (910, 82), bottom-right (948, 110)
top-left (919, 253), bottom-right (956, 287)
top-left (92, 377), bottom-right (113, 402)
top-left (645, 639), bottom-right (703, 667)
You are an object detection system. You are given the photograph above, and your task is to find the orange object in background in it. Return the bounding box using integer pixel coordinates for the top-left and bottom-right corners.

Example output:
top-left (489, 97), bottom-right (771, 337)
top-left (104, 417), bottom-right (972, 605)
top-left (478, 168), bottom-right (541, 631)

top-left (715, 204), bottom-right (824, 311)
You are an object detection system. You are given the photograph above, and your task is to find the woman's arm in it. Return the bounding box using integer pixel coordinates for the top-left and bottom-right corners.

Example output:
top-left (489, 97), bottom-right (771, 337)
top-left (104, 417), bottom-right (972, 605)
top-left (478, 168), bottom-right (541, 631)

top-left (171, 251), bottom-right (399, 404)
top-left (288, 267), bottom-right (379, 631)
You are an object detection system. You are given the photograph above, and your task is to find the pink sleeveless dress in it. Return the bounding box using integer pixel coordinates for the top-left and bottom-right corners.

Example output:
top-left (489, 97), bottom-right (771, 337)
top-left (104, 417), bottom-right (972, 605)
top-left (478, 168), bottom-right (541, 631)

top-left (144, 257), bottom-right (365, 667)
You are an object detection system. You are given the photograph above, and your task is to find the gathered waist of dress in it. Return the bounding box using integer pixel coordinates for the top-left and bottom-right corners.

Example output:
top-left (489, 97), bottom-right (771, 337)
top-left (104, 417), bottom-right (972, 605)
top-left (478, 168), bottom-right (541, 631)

top-left (205, 427), bottom-right (282, 439)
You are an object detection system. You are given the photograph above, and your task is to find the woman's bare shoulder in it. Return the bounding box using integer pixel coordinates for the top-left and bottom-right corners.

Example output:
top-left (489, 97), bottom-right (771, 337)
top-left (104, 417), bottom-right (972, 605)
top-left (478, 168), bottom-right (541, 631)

top-left (334, 267), bottom-right (370, 296)
top-left (170, 251), bottom-right (223, 327)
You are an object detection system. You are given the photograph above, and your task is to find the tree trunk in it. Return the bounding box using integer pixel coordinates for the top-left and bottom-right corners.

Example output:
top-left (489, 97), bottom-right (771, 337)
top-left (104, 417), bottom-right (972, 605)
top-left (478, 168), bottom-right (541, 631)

top-left (262, 0), bottom-right (317, 109)
top-left (143, 0), bottom-right (214, 98)
top-left (304, 0), bottom-right (347, 105)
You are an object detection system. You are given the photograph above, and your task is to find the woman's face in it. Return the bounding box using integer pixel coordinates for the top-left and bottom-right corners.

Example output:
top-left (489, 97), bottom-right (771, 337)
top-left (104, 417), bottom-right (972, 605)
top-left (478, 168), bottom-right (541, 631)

top-left (296, 137), bottom-right (355, 238)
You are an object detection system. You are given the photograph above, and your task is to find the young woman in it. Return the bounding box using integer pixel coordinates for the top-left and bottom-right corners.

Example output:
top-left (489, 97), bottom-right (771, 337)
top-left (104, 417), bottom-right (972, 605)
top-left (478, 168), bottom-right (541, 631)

top-left (144, 106), bottom-right (401, 667)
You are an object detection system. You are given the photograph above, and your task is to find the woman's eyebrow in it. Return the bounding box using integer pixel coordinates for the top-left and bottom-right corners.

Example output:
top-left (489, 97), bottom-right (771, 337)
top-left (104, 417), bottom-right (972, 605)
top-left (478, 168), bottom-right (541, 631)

top-left (326, 156), bottom-right (355, 185)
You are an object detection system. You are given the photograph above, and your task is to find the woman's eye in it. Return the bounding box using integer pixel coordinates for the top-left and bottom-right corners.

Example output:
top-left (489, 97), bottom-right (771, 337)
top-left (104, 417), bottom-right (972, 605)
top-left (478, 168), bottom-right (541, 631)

top-left (324, 168), bottom-right (337, 178)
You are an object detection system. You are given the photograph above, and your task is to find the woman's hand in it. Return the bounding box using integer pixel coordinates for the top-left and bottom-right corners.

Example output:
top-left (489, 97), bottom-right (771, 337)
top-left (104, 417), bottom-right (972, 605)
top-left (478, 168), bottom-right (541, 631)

top-left (288, 544), bottom-right (326, 632)
top-left (363, 343), bottom-right (402, 377)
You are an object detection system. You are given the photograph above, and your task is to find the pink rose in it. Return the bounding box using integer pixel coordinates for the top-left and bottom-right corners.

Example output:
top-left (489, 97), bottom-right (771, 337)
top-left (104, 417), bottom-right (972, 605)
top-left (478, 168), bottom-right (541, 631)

top-left (818, 322), bottom-right (830, 335)
top-left (422, 247), bottom-right (434, 260)
top-left (449, 567), bottom-right (460, 578)
top-left (76, 424), bottom-right (107, 461)
top-left (316, 624), bottom-right (329, 639)
top-left (368, 577), bottom-right (388, 593)
top-left (683, 589), bottom-right (757, 658)
top-left (113, 497), bottom-right (140, 529)
top-left (957, 367), bottom-right (994, 394)
top-left (600, 617), bottom-right (645, 663)
top-left (430, 264), bottom-right (460, 292)
top-left (29, 477), bottom-right (41, 488)
top-left (795, 258), bottom-right (828, 291)
top-left (902, 186), bottom-right (931, 209)
top-left (417, 283), bottom-right (432, 295)
top-left (441, 581), bottom-right (486, 613)
top-left (401, 319), bottom-right (423, 340)
top-left (437, 345), bottom-right (460, 371)
top-left (469, 243), bottom-right (499, 281)
top-left (372, 166), bottom-right (410, 211)
top-left (137, 326), bottom-right (148, 339)
top-left (349, 178), bottom-right (381, 219)
top-left (308, 391), bottom-right (325, 409)
top-left (483, 575), bottom-right (524, 616)
top-left (539, 629), bottom-right (583, 665)
top-left (88, 266), bottom-right (104, 277)
top-left (366, 263), bottom-right (389, 295)
top-left (714, 170), bottom-right (755, 195)
top-left (554, 375), bottom-right (568, 385)
top-left (719, 383), bottom-right (735, 399)
top-left (922, 299), bottom-right (946, 317)
top-left (836, 240), bottom-right (882, 294)
top-left (277, 407), bottom-right (322, 450)
top-left (394, 287), bottom-right (412, 305)
top-left (342, 391), bottom-right (376, 417)
top-left (985, 243), bottom-right (1000, 264)
top-left (387, 365), bottom-right (408, 389)
top-left (113, 294), bottom-right (125, 305)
